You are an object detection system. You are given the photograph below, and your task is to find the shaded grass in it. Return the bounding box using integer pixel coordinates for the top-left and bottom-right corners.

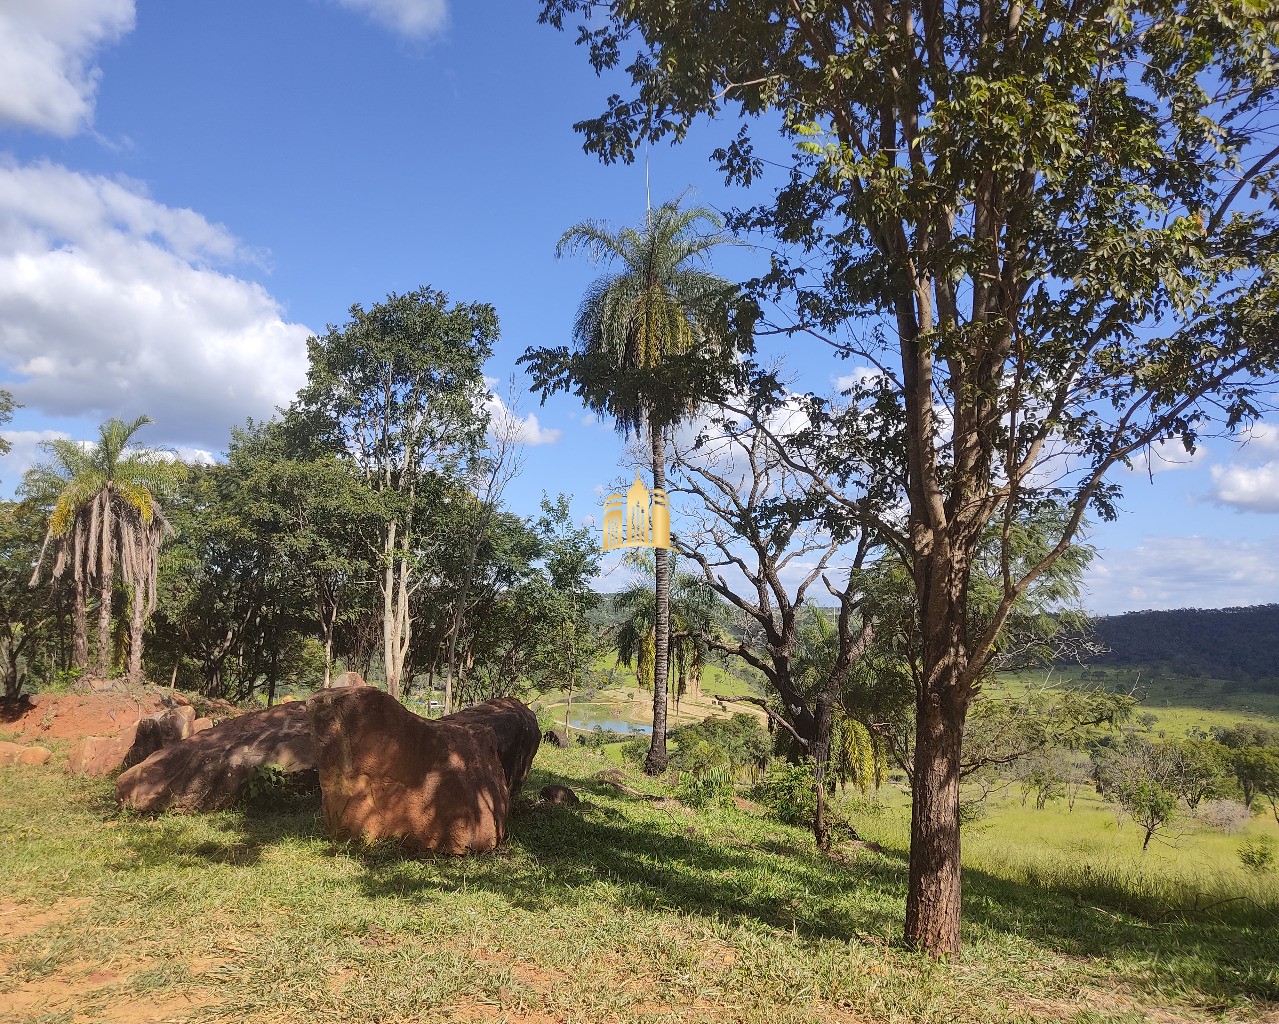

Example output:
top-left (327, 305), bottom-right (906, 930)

top-left (1, 748), bottom-right (1277, 1023)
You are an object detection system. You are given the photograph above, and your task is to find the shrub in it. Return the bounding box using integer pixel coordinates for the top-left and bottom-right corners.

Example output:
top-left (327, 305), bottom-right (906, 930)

top-left (669, 713), bottom-right (771, 776)
top-left (1239, 835), bottom-right (1276, 873)
top-left (675, 765), bottom-right (736, 808)
top-left (1197, 798), bottom-right (1251, 833)
top-left (753, 760), bottom-right (817, 828)
top-left (620, 736), bottom-right (648, 767)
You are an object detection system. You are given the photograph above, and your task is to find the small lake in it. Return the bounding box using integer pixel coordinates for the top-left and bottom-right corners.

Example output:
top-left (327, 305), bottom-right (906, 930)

top-left (570, 718), bottom-right (653, 736)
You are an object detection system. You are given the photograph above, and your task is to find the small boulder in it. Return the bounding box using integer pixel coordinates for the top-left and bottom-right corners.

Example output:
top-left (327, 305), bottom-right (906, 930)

top-left (308, 689), bottom-right (539, 854)
top-left (330, 671), bottom-right (365, 688)
top-left (192, 717), bottom-right (213, 733)
top-left (543, 728), bottom-right (570, 749)
top-left (0, 741), bottom-right (52, 766)
top-left (116, 702), bottom-right (316, 813)
top-left (539, 784), bottom-right (579, 806)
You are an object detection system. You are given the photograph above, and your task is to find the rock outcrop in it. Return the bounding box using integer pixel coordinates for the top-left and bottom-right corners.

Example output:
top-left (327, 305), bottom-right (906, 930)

top-left (69, 705), bottom-right (197, 778)
top-left (539, 784), bottom-right (579, 806)
top-left (308, 688), bottom-right (540, 854)
top-left (116, 702), bottom-right (316, 813)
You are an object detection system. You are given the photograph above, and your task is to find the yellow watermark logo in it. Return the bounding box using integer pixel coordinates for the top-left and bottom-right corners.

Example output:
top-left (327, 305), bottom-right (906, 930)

top-left (603, 473), bottom-right (670, 551)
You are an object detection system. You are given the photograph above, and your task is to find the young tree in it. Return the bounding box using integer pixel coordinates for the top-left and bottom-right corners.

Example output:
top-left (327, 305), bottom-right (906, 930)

top-left (292, 288), bottom-right (496, 699)
top-left (523, 198), bottom-right (747, 773)
top-left (27, 416), bottom-right (181, 681)
top-left (538, 0), bottom-right (1279, 951)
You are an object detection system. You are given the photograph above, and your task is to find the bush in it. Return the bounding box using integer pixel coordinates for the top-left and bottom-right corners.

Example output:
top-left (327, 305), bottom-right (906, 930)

top-left (753, 760), bottom-right (817, 828)
top-left (1197, 798), bottom-right (1251, 833)
top-left (675, 765), bottom-right (736, 808)
top-left (669, 713), bottom-right (771, 776)
top-left (620, 736), bottom-right (648, 767)
top-left (1239, 835), bottom-right (1276, 873)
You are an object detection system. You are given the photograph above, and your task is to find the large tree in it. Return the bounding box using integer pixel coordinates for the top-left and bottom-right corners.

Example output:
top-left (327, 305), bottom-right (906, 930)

top-left (523, 197), bottom-right (746, 773)
top-left (27, 416), bottom-right (180, 682)
top-left (539, 0), bottom-right (1279, 952)
top-left (292, 288), bottom-right (496, 699)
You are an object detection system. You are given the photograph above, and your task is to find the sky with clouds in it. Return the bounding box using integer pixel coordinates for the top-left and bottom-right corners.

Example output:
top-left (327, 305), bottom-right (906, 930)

top-left (0, 0), bottom-right (1275, 616)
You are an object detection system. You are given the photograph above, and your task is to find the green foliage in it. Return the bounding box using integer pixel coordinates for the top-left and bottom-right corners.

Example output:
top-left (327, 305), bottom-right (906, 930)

top-left (669, 712), bottom-right (771, 776)
top-left (1238, 835), bottom-right (1276, 873)
top-left (753, 759), bottom-right (817, 828)
top-left (674, 764), bottom-right (736, 808)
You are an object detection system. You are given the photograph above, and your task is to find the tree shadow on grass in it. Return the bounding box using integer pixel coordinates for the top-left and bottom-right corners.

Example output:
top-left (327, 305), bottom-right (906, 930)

top-left (107, 763), bottom-right (1279, 1008)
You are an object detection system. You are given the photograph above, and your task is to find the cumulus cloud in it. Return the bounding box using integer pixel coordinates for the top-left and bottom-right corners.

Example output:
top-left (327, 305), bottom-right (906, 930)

top-left (333, 0), bottom-right (447, 37)
top-left (1083, 535), bottom-right (1279, 616)
top-left (1205, 422), bottom-right (1279, 513)
top-left (483, 390), bottom-right (561, 447)
top-left (0, 428), bottom-right (71, 490)
top-left (0, 161), bottom-right (312, 452)
top-left (1211, 463), bottom-right (1279, 513)
top-left (0, 0), bottom-right (134, 136)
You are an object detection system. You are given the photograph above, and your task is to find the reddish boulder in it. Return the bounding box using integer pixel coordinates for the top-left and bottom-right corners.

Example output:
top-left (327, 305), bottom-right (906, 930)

top-left (448, 696), bottom-right (541, 796)
top-left (308, 689), bottom-right (540, 854)
top-left (68, 729), bottom-right (136, 777)
top-left (116, 702), bottom-right (316, 813)
top-left (0, 741), bottom-right (52, 766)
top-left (331, 671), bottom-right (365, 688)
top-left (120, 706), bottom-right (195, 772)
top-left (192, 717), bottom-right (213, 733)
top-left (543, 728), bottom-right (570, 749)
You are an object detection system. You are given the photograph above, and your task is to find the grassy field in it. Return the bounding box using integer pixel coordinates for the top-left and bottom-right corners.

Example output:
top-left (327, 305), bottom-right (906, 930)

top-left (3, 741), bottom-right (1279, 1024)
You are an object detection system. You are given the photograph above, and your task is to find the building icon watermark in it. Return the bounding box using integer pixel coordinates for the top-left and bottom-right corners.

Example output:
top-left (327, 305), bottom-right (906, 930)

top-left (602, 473), bottom-right (670, 551)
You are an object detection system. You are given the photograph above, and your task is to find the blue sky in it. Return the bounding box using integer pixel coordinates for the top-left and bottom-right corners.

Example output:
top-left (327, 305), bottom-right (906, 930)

top-left (0, 0), bottom-right (1275, 616)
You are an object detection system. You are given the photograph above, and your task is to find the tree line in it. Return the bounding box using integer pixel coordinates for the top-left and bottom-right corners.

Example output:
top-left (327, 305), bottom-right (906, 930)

top-left (0, 289), bottom-right (601, 708)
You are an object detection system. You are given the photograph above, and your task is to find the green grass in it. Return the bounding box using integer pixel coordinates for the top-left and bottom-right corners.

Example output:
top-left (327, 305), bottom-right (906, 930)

top-left (3, 745), bottom-right (1279, 1023)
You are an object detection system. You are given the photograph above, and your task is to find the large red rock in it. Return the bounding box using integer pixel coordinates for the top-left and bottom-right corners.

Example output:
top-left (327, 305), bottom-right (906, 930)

top-left (69, 706), bottom-right (196, 778)
top-left (308, 689), bottom-right (539, 855)
top-left (116, 702), bottom-right (315, 813)
top-left (0, 741), bottom-right (52, 766)
top-left (448, 697), bottom-right (540, 797)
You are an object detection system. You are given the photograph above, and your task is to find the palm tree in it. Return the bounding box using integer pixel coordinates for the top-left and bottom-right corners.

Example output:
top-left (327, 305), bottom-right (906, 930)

top-left (533, 197), bottom-right (743, 773)
top-left (28, 416), bottom-right (182, 683)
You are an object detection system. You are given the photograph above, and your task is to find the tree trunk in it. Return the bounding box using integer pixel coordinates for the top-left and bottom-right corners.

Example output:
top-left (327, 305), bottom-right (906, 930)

top-left (126, 582), bottom-right (146, 685)
top-left (96, 492), bottom-right (115, 679)
top-left (812, 684), bottom-right (836, 851)
top-left (644, 426), bottom-right (671, 775)
top-left (904, 687), bottom-right (968, 955)
top-left (72, 574), bottom-right (89, 672)
top-left (382, 518), bottom-right (411, 700)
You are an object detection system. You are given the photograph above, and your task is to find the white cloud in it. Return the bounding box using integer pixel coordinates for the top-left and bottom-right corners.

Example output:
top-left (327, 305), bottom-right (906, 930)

top-left (483, 391), bottom-right (561, 447)
top-left (0, 161), bottom-right (312, 451)
top-left (0, 428), bottom-right (71, 489)
top-left (1210, 462), bottom-right (1279, 513)
top-left (1126, 437), bottom-right (1209, 476)
top-left (1083, 535), bottom-right (1279, 615)
top-left (0, 0), bottom-right (134, 136)
top-left (1204, 422), bottom-right (1279, 513)
top-left (333, 0), bottom-right (447, 37)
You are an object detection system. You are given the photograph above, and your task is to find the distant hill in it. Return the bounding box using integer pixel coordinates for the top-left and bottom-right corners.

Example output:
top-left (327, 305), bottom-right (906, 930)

top-left (1087, 604), bottom-right (1279, 691)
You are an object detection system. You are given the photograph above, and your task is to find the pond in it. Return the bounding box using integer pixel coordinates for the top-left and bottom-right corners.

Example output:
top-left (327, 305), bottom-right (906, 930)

top-left (569, 718), bottom-right (653, 736)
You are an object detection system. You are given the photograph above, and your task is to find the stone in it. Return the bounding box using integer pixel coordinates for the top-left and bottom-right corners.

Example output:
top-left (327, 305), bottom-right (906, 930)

top-left (308, 689), bottom-right (540, 855)
top-left (447, 696), bottom-right (541, 796)
top-left (68, 729), bottom-right (136, 777)
top-left (0, 741), bottom-right (52, 766)
top-left (331, 671), bottom-right (365, 688)
top-left (543, 728), bottom-right (570, 749)
top-left (539, 784), bottom-right (579, 806)
top-left (120, 707), bottom-right (195, 772)
top-left (192, 717), bottom-right (213, 733)
top-left (116, 702), bottom-right (316, 814)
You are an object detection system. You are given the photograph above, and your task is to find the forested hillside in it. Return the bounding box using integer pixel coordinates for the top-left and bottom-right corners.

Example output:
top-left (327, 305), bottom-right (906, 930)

top-left (1090, 605), bottom-right (1279, 689)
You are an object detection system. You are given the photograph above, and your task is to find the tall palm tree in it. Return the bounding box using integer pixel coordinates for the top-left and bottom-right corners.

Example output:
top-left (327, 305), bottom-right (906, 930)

top-left (28, 416), bottom-right (181, 682)
top-left (540, 198), bottom-right (743, 773)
